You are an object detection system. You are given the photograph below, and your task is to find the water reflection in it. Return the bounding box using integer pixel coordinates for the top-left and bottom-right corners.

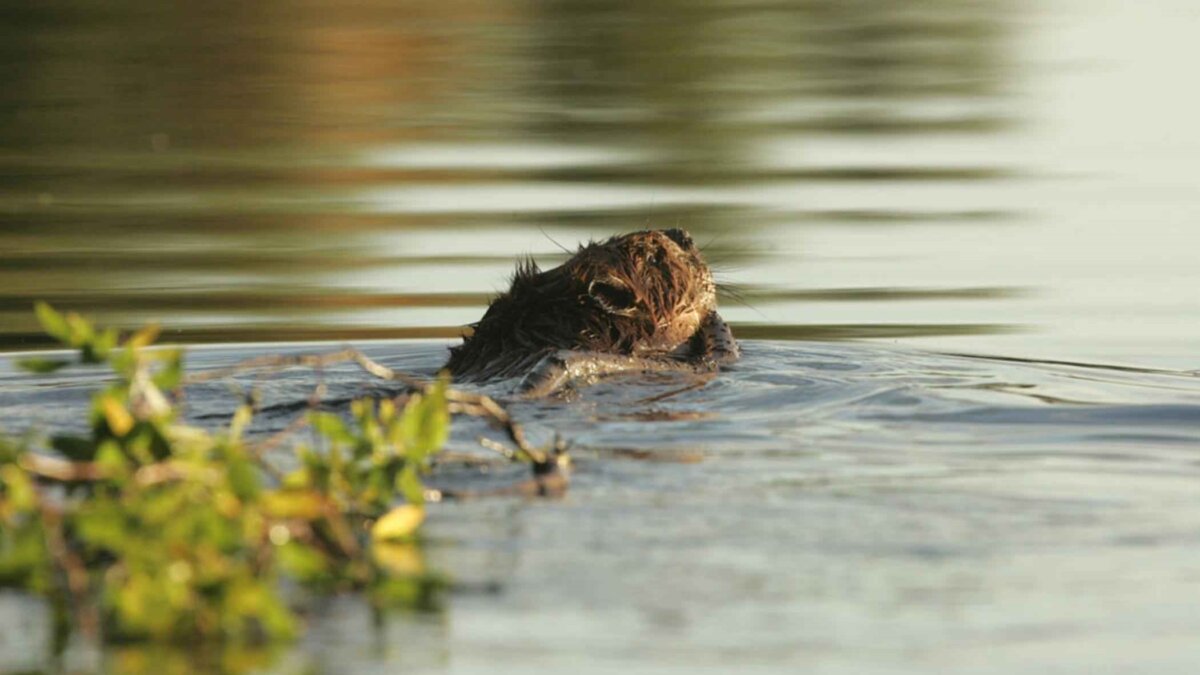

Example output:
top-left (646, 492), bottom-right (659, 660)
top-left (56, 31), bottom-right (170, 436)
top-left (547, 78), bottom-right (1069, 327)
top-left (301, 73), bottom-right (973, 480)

top-left (1, 0), bottom-right (1024, 353)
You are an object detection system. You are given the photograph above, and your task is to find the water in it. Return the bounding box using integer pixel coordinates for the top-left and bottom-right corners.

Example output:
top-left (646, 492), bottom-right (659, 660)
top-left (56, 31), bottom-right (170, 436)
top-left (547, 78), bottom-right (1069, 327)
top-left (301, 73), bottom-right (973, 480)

top-left (2, 0), bottom-right (1200, 672)
top-left (3, 0), bottom-right (1197, 369)
top-left (2, 340), bottom-right (1199, 673)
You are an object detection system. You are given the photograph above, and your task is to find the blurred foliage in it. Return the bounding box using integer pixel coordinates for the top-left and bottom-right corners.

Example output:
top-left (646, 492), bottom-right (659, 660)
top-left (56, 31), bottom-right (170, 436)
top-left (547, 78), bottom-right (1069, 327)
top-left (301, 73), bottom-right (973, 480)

top-left (0, 303), bottom-right (447, 648)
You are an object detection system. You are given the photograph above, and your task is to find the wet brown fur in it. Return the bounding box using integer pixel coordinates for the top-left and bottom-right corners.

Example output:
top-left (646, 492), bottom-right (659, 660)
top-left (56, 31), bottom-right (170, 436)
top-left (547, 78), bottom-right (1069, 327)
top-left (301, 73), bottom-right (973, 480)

top-left (445, 229), bottom-right (720, 381)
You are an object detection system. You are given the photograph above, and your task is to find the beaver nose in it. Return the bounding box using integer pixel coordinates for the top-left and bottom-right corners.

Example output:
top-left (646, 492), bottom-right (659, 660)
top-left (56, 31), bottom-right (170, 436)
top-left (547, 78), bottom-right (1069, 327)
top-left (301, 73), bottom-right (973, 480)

top-left (662, 228), bottom-right (695, 250)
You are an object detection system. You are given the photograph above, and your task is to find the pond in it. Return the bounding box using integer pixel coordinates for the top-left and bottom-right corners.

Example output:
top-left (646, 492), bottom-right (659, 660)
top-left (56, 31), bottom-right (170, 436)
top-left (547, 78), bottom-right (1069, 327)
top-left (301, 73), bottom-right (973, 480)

top-left (2, 0), bottom-right (1199, 672)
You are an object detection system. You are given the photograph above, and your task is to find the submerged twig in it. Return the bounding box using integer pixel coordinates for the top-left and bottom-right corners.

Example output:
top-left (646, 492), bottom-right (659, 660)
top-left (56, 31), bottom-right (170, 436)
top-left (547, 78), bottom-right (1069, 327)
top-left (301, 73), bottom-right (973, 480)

top-left (187, 345), bottom-right (532, 450)
top-left (187, 345), bottom-right (569, 495)
top-left (19, 454), bottom-right (106, 482)
top-left (633, 376), bottom-right (713, 405)
top-left (247, 415), bottom-right (309, 465)
top-left (185, 348), bottom-right (429, 390)
top-left (443, 389), bottom-right (557, 465)
top-left (20, 454), bottom-right (226, 489)
top-left (434, 455), bottom-right (571, 501)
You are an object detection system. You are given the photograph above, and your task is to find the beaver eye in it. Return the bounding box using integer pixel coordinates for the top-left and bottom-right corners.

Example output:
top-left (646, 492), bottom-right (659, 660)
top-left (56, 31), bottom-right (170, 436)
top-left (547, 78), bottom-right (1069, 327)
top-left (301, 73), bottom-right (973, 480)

top-left (588, 279), bottom-right (637, 315)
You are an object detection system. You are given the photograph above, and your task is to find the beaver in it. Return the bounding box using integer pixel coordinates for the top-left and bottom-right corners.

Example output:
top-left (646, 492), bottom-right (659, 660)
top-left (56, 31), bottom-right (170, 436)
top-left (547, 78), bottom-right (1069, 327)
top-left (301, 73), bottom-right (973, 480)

top-left (444, 228), bottom-right (739, 397)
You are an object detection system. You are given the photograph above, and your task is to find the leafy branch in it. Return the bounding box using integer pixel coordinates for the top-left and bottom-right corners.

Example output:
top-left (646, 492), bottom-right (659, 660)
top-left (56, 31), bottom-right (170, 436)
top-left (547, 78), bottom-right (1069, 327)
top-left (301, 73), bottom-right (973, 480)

top-left (0, 302), bottom-right (567, 647)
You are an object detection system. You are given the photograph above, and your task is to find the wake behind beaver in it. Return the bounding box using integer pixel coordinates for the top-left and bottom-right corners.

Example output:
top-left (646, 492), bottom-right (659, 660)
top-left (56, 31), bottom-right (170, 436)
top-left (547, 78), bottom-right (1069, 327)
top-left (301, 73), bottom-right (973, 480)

top-left (444, 228), bottom-right (740, 397)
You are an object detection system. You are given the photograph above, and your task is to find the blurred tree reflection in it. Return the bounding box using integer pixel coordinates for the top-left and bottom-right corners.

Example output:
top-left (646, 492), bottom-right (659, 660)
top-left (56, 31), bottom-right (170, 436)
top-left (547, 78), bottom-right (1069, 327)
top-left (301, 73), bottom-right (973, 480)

top-left (529, 0), bottom-right (1011, 158)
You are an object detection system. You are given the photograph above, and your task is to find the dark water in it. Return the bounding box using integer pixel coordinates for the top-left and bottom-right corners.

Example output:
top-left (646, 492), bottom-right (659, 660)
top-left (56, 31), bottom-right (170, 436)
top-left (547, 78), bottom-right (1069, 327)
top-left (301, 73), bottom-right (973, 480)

top-left (3, 0), bottom-right (1200, 672)
top-left (4, 0), bottom-right (1197, 369)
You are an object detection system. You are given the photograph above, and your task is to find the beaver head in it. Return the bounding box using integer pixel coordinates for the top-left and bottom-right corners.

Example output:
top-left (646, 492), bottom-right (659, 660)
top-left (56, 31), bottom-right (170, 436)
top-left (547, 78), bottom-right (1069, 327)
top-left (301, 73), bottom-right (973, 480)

top-left (445, 228), bottom-right (718, 380)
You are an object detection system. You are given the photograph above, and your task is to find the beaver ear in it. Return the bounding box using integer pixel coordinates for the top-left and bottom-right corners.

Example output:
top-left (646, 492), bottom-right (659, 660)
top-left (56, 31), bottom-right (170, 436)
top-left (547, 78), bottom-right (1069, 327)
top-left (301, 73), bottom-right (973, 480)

top-left (588, 278), bottom-right (638, 316)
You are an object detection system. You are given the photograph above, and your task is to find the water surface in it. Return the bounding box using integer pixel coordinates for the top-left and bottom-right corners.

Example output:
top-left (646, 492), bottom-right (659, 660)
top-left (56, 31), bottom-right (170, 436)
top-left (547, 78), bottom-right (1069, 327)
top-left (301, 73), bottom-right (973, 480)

top-left (2, 0), bottom-right (1200, 672)
top-left (3, 340), bottom-right (1200, 673)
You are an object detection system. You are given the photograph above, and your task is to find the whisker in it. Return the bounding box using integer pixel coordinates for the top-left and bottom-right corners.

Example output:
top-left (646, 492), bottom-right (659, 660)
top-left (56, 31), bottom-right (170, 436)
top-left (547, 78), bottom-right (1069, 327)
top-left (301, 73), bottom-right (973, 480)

top-left (706, 257), bottom-right (746, 276)
top-left (699, 224), bottom-right (733, 254)
top-left (537, 226), bottom-right (572, 255)
top-left (719, 282), bottom-right (768, 320)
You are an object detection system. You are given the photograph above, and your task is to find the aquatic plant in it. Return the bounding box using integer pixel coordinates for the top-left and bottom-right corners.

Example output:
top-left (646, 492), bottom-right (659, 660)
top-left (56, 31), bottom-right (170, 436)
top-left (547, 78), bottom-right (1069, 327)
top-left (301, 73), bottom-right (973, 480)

top-left (0, 303), bottom-right (456, 644)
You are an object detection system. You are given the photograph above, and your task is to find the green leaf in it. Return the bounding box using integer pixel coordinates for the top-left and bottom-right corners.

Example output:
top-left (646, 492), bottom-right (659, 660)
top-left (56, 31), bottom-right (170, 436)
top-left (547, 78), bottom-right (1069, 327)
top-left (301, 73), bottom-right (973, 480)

top-left (0, 464), bottom-right (37, 511)
top-left (262, 490), bottom-right (325, 520)
top-left (222, 578), bottom-right (296, 641)
top-left (400, 377), bottom-right (449, 463)
top-left (94, 440), bottom-right (131, 479)
top-left (109, 347), bottom-right (136, 379)
top-left (126, 323), bottom-right (160, 351)
top-left (0, 436), bottom-right (22, 464)
top-left (309, 412), bottom-right (352, 445)
top-left (371, 504), bottom-right (424, 542)
top-left (91, 326), bottom-right (119, 361)
top-left (152, 348), bottom-right (184, 390)
top-left (281, 467), bottom-right (312, 489)
top-left (372, 541), bottom-right (425, 577)
top-left (226, 458), bottom-right (260, 501)
top-left (396, 464), bottom-right (425, 506)
top-left (50, 435), bottom-right (96, 461)
top-left (370, 576), bottom-right (442, 610)
top-left (228, 405), bottom-right (253, 441)
top-left (64, 312), bottom-right (94, 347)
top-left (73, 498), bottom-right (127, 551)
top-left (100, 395), bottom-right (134, 437)
top-left (277, 541), bottom-right (330, 582)
top-left (33, 302), bottom-right (71, 344)
top-left (15, 357), bottom-right (71, 374)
